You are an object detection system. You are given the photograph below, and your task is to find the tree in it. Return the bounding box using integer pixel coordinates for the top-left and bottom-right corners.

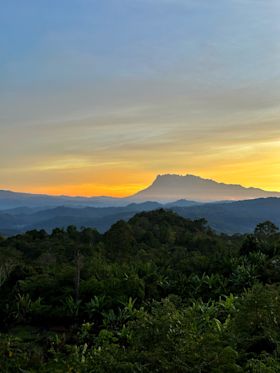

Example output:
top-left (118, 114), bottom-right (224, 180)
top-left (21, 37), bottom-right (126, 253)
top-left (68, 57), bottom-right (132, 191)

top-left (240, 235), bottom-right (259, 256)
top-left (254, 221), bottom-right (279, 238)
top-left (104, 220), bottom-right (136, 260)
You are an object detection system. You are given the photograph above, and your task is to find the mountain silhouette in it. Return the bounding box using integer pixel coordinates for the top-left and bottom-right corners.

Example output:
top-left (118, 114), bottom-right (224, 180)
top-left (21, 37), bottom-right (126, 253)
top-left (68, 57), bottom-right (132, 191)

top-left (1, 174), bottom-right (280, 210)
top-left (131, 174), bottom-right (280, 202)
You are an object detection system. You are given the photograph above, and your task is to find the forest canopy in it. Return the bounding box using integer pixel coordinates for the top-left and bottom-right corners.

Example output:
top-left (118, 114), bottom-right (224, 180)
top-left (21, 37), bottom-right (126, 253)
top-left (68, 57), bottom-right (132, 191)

top-left (1, 209), bottom-right (280, 372)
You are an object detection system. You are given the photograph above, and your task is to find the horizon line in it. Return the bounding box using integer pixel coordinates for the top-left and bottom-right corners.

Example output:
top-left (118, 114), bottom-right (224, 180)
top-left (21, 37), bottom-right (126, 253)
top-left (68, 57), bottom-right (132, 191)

top-left (1, 173), bottom-right (280, 198)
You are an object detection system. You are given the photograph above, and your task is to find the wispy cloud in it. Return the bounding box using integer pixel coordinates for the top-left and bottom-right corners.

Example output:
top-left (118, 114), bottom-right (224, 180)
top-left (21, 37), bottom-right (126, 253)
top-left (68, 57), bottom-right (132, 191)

top-left (0, 0), bottom-right (280, 195)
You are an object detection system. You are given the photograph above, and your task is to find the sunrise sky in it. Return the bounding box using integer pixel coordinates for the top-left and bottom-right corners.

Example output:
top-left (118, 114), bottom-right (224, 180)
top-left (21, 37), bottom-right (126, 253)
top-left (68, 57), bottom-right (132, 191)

top-left (1, 0), bottom-right (280, 196)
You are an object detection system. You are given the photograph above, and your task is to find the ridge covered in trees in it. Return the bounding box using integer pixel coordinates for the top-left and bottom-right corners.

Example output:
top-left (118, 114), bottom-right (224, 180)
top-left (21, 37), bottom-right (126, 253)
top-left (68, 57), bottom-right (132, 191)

top-left (1, 209), bottom-right (280, 372)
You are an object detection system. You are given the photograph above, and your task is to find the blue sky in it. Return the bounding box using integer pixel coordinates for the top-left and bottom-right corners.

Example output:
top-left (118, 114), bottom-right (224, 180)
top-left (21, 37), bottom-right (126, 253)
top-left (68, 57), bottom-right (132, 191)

top-left (1, 0), bottom-right (280, 195)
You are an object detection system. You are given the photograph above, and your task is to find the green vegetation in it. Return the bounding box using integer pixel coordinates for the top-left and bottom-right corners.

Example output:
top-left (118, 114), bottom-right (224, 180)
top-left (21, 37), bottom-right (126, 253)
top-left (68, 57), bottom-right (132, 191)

top-left (1, 209), bottom-right (280, 372)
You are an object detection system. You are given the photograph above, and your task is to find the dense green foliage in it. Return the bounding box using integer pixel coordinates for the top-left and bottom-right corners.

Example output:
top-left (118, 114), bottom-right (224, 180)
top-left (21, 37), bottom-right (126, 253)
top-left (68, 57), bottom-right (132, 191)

top-left (1, 210), bottom-right (280, 372)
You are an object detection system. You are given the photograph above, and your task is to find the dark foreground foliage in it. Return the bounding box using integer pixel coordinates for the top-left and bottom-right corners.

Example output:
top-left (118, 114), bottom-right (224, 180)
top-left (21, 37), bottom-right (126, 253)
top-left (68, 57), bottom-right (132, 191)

top-left (1, 210), bottom-right (280, 372)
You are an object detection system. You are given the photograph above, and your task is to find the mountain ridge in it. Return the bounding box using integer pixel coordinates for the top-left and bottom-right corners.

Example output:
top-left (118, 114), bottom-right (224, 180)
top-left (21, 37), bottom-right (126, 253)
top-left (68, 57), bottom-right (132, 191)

top-left (131, 174), bottom-right (280, 202)
top-left (1, 173), bottom-right (280, 209)
top-left (0, 197), bottom-right (280, 236)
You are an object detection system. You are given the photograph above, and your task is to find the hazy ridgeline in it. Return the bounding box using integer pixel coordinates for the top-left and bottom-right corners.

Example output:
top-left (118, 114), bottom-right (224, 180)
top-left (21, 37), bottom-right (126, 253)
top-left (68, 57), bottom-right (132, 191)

top-left (1, 174), bottom-right (280, 237)
top-left (1, 197), bottom-right (280, 237)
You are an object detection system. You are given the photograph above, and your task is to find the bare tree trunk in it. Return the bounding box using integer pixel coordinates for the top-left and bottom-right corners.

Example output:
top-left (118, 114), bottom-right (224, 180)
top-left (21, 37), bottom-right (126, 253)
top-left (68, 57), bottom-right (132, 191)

top-left (74, 249), bottom-right (81, 303)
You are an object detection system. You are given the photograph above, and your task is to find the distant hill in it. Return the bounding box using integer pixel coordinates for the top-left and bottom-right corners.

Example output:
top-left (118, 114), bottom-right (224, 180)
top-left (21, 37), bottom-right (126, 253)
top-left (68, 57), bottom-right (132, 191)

top-left (173, 197), bottom-right (280, 234)
top-left (131, 174), bottom-right (280, 202)
top-left (1, 174), bottom-right (280, 210)
top-left (0, 198), bottom-right (279, 236)
top-left (0, 188), bottom-right (199, 210)
top-left (0, 190), bottom-right (126, 210)
top-left (0, 202), bottom-right (164, 235)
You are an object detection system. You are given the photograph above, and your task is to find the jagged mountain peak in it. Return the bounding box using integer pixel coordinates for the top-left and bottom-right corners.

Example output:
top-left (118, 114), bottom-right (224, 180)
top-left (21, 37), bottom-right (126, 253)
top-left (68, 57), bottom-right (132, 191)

top-left (132, 174), bottom-right (280, 202)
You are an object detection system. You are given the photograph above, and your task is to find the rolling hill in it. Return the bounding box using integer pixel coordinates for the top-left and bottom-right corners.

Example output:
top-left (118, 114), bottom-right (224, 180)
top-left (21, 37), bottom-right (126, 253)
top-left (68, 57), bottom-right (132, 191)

top-left (0, 198), bottom-right (279, 236)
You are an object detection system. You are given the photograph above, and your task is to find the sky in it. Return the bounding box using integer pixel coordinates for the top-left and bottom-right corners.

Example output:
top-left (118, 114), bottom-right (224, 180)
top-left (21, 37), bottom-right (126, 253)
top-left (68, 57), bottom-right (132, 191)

top-left (1, 0), bottom-right (280, 196)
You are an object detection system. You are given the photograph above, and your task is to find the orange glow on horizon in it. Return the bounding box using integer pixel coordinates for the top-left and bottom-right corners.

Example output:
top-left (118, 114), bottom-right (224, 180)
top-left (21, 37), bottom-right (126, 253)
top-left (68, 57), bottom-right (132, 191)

top-left (3, 182), bottom-right (149, 198)
top-left (2, 168), bottom-right (280, 198)
top-left (1, 144), bottom-right (280, 197)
